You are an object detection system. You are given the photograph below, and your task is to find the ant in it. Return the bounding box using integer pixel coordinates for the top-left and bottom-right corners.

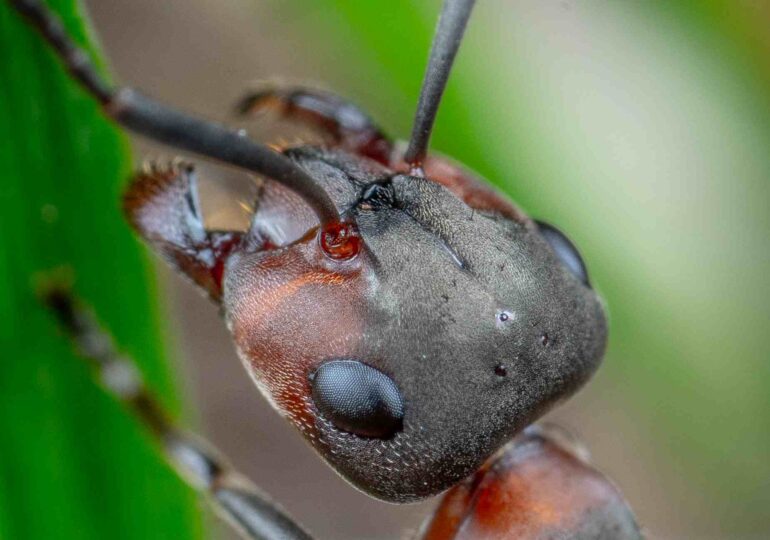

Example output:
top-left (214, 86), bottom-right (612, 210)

top-left (10, 0), bottom-right (642, 538)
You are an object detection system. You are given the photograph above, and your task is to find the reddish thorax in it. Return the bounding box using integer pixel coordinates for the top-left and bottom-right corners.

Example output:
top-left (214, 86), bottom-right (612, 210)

top-left (419, 430), bottom-right (639, 539)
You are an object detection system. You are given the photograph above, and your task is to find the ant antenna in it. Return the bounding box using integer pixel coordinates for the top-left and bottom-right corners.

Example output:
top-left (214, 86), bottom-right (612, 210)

top-left (9, 0), bottom-right (340, 228)
top-left (404, 0), bottom-right (476, 174)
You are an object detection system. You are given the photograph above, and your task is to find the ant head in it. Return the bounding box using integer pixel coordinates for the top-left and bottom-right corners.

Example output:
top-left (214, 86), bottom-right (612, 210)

top-left (121, 0), bottom-right (604, 504)
top-left (221, 147), bottom-right (607, 502)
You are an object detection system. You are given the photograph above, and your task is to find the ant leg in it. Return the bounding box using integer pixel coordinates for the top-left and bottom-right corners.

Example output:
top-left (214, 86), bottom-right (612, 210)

top-left (43, 289), bottom-right (314, 540)
top-left (8, 0), bottom-right (338, 226)
top-left (237, 85), bottom-right (393, 165)
top-left (123, 161), bottom-right (242, 303)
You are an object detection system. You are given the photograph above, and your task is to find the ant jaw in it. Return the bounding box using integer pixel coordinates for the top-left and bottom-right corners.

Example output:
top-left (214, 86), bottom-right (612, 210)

top-left (123, 162), bottom-right (243, 303)
top-left (319, 221), bottom-right (361, 261)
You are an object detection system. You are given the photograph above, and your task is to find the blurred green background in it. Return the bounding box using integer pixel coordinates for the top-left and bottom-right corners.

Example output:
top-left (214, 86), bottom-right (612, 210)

top-left (0, 1), bottom-right (202, 539)
top-left (2, 1), bottom-right (769, 539)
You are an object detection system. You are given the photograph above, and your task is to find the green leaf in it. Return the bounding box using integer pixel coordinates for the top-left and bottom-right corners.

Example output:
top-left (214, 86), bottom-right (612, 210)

top-left (0, 1), bottom-right (203, 539)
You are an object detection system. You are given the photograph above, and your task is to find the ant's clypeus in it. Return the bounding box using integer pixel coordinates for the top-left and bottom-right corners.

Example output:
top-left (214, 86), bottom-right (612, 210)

top-left (10, 0), bottom-right (642, 538)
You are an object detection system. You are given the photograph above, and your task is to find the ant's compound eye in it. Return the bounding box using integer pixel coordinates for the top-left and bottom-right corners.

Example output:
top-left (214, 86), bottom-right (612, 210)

top-left (310, 360), bottom-right (404, 438)
top-left (536, 220), bottom-right (590, 287)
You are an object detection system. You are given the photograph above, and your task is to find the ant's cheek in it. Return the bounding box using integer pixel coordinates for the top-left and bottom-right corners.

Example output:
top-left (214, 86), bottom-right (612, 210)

top-left (221, 246), bottom-right (370, 437)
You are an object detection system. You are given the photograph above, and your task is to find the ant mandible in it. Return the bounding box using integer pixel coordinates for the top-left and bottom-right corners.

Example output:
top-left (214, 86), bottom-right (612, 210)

top-left (10, 0), bottom-right (642, 538)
